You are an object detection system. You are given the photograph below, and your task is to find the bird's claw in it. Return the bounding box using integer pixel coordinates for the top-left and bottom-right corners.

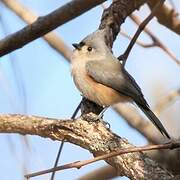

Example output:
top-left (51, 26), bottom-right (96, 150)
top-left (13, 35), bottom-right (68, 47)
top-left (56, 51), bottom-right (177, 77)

top-left (82, 113), bottom-right (111, 129)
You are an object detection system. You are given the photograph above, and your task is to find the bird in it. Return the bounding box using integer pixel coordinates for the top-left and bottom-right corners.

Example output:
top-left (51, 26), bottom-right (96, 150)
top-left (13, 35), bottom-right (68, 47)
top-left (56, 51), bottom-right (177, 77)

top-left (50, 30), bottom-right (171, 180)
top-left (71, 29), bottom-right (170, 139)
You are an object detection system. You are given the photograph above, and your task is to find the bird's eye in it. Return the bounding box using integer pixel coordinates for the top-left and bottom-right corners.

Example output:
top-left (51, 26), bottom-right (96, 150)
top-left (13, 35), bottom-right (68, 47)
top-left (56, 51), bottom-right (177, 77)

top-left (87, 47), bottom-right (92, 52)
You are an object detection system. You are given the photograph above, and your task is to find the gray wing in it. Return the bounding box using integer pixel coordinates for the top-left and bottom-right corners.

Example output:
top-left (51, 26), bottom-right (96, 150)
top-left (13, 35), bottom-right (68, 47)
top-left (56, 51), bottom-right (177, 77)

top-left (86, 60), bottom-right (149, 108)
top-left (86, 60), bottom-right (171, 138)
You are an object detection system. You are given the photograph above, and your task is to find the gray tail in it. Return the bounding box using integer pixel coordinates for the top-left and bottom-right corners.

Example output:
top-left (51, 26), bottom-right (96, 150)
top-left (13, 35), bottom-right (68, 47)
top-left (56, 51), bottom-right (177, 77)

top-left (137, 103), bottom-right (170, 139)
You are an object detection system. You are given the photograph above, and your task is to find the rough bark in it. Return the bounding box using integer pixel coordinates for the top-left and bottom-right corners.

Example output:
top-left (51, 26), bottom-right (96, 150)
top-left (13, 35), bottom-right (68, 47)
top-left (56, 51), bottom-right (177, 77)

top-left (99, 0), bottom-right (146, 48)
top-left (0, 114), bottom-right (173, 179)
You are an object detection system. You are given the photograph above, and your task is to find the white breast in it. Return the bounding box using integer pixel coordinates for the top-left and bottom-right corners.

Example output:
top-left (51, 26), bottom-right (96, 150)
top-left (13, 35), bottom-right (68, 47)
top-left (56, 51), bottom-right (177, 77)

top-left (71, 58), bottom-right (129, 106)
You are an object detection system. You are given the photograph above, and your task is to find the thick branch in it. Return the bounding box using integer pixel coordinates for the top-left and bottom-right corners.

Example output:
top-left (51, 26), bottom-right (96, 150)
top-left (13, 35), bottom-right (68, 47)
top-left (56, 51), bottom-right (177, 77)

top-left (0, 0), bottom-right (106, 57)
top-left (0, 0), bottom-right (148, 57)
top-left (0, 114), bottom-right (173, 179)
top-left (99, 0), bottom-right (146, 47)
top-left (114, 103), bottom-right (180, 175)
top-left (1, 0), bottom-right (72, 60)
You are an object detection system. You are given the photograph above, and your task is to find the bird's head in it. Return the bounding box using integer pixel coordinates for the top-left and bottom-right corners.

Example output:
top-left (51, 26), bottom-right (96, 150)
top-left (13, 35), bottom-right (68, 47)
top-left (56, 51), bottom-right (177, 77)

top-left (72, 30), bottom-right (110, 61)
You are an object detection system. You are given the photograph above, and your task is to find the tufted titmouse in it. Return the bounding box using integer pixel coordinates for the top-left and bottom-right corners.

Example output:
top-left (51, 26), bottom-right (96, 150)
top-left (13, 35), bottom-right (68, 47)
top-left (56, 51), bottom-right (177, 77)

top-left (71, 30), bottom-right (170, 138)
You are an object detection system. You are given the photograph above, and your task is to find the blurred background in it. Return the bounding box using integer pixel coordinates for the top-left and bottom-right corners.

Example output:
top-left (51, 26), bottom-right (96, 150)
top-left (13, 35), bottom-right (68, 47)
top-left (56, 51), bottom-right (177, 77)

top-left (0, 0), bottom-right (179, 179)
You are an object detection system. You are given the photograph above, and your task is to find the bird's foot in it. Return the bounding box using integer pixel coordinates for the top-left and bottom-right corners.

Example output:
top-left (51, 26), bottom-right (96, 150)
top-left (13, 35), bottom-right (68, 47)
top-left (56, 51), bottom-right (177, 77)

top-left (82, 112), bottom-right (110, 129)
top-left (93, 114), bottom-right (110, 129)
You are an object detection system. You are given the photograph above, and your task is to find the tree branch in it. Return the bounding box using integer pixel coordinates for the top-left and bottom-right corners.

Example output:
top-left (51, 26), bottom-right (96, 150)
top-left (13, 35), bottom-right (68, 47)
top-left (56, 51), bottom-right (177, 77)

top-left (147, 0), bottom-right (180, 34)
top-left (118, 0), bottom-right (165, 66)
top-left (0, 0), bottom-right (107, 57)
top-left (2, 0), bottom-right (177, 145)
top-left (1, 0), bottom-right (179, 178)
top-left (26, 140), bottom-right (179, 178)
top-left (0, 113), bottom-right (173, 179)
top-left (99, 0), bottom-right (147, 48)
top-left (130, 14), bottom-right (180, 65)
top-left (1, 0), bottom-right (72, 61)
top-left (120, 30), bottom-right (155, 48)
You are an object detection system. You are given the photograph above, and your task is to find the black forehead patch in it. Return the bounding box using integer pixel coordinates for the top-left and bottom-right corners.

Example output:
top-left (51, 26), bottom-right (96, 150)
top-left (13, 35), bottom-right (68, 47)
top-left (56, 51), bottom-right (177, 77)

top-left (79, 41), bottom-right (85, 47)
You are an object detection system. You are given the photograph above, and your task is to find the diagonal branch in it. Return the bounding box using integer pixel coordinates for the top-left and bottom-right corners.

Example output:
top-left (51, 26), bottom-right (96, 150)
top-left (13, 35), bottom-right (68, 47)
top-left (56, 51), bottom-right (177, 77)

top-left (50, 101), bottom-right (81, 180)
top-left (130, 14), bottom-right (180, 65)
top-left (118, 0), bottom-right (165, 66)
top-left (0, 113), bottom-right (173, 179)
top-left (26, 141), bottom-right (180, 178)
top-left (99, 0), bottom-right (147, 48)
top-left (120, 30), bottom-right (155, 48)
top-left (0, 0), bottom-right (148, 57)
top-left (1, 0), bottom-right (72, 61)
top-left (147, 0), bottom-right (180, 34)
top-left (0, 0), bottom-right (107, 57)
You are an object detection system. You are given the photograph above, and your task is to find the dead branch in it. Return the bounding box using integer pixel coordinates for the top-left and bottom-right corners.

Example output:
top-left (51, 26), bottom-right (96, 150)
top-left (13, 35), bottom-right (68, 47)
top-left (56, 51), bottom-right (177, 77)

top-left (147, 0), bottom-right (180, 34)
top-left (114, 102), bottom-right (180, 175)
top-left (0, 113), bottom-right (173, 179)
top-left (101, 3), bottom-right (179, 65)
top-left (0, 0), bottom-right (148, 57)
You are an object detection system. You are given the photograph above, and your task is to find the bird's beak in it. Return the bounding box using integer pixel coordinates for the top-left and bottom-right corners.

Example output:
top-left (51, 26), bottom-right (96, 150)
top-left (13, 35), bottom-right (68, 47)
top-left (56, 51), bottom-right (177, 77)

top-left (72, 43), bottom-right (81, 50)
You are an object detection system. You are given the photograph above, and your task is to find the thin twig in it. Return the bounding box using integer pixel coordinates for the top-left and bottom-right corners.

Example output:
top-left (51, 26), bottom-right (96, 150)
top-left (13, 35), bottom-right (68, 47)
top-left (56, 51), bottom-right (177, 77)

top-left (101, 3), bottom-right (155, 48)
top-left (118, 0), bottom-right (165, 66)
top-left (50, 101), bottom-right (81, 180)
top-left (130, 14), bottom-right (180, 65)
top-left (102, 2), bottom-right (180, 65)
top-left (25, 141), bottom-right (180, 178)
top-left (120, 31), bottom-right (155, 48)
